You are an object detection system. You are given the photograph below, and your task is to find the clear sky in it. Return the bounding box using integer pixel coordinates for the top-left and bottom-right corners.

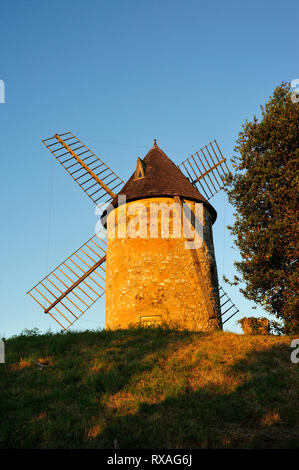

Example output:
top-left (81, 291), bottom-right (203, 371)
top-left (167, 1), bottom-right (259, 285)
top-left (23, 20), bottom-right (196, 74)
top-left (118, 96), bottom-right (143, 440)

top-left (0, 0), bottom-right (298, 338)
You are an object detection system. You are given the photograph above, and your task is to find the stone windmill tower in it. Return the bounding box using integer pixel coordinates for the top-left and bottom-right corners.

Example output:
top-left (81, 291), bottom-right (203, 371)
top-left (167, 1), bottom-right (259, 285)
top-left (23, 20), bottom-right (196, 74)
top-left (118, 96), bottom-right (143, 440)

top-left (105, 140), bottom-right (221, 331)
top-left (28, 132), bottom-right (239, 331)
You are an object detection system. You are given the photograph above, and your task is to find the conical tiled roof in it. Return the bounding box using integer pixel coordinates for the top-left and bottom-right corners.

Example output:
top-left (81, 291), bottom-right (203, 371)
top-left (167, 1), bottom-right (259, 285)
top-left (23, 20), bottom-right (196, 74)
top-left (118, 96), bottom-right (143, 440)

top-left (106, 143), bottom-right (217, 224)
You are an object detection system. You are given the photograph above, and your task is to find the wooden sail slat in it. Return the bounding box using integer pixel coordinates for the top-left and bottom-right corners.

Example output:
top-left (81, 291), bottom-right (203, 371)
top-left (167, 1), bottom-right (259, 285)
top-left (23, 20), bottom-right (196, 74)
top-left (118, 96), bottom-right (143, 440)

top-left (27, 230), bottom-right (107, 330)
top-left (42, 131), bottom-right (125, 205)
top-left (178, 139), bottom-right (228, 200)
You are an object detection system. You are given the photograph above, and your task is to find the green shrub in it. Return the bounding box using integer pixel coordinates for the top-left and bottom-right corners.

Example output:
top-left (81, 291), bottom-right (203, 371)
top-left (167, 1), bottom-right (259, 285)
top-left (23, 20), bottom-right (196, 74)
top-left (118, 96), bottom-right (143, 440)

top-left (238, 317), bottom-right (270, 335)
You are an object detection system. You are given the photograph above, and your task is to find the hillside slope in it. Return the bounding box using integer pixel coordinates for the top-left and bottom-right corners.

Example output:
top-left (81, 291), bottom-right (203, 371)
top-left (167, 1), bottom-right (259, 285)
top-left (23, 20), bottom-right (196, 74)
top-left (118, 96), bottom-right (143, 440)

top-left (0, 327), bottom-right (298, 448)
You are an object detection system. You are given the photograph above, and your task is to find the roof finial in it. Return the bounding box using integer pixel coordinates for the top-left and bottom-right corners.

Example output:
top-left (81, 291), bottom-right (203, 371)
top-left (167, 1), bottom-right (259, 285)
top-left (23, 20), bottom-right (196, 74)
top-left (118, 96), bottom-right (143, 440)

top-left (154, 139), bottom-right (157, 147)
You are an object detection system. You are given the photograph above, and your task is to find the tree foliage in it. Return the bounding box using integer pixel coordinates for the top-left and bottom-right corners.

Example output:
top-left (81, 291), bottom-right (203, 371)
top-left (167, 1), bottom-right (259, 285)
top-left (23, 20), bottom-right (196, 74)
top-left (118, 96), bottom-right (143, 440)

top-left (224, 82), bottom-right (299, 334)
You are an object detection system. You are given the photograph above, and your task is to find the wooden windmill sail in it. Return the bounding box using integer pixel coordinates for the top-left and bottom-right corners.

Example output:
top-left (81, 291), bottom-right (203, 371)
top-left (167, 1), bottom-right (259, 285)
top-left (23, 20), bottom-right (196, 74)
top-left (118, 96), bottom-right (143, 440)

top-left (27, 132), bottom-right (239, 330)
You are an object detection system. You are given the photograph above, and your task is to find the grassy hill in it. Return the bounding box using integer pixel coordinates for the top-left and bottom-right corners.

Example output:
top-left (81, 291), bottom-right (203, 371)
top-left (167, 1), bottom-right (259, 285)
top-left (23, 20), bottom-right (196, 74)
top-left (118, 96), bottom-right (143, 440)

top-left (0, 327), bottom-right (298, 449)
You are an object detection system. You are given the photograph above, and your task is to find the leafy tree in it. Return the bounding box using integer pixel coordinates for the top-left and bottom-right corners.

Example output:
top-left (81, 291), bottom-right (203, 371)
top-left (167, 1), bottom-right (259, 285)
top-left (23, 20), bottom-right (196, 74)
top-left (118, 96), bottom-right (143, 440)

top-left (224, 82), bottom-right (299, 334)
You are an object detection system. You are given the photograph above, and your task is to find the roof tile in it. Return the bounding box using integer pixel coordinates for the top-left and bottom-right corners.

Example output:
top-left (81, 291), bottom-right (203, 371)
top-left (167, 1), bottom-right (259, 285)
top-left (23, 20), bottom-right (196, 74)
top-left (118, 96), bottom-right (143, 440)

top-left (106, 144), bottom-right (217, 224)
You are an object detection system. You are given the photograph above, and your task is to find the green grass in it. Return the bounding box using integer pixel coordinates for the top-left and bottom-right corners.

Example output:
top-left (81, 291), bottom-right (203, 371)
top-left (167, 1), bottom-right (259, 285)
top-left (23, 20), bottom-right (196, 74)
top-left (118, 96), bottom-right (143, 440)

top-left (0, 327), bottom-right (298, 449)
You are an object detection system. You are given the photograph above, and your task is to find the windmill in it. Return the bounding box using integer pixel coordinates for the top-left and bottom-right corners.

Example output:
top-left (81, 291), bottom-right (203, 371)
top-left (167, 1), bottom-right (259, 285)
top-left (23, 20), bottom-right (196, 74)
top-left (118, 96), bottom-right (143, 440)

top-left (27, 132), bottom-right (239, 331)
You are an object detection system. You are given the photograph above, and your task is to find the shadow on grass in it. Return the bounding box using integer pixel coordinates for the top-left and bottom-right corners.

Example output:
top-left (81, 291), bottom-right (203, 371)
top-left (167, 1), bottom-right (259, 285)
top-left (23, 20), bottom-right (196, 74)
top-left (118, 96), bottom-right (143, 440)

top-left (0, 326), bottom-right (197, 448)
top-left (0, 329), bottom-right (298, 449)
top-left (97, 341), bottom-right (298, 449)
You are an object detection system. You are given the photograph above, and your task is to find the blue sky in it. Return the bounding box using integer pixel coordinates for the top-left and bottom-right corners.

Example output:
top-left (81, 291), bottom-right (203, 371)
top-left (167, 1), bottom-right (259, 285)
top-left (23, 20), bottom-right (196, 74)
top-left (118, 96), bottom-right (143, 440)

top-left (0, 0), bottom-right (298, 337)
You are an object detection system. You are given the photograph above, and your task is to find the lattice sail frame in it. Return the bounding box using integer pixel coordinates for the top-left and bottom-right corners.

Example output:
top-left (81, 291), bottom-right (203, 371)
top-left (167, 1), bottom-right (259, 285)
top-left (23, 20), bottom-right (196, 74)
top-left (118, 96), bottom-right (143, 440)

top-left (218, 285), bottom-right (239, 325)
top-left (27, 230), bottom-right (107, 330)
top-left (28, 133), bottom-right (239, 330)
top-left (178, 139), bottom-right (229, 200)
top-left (42, 131), bottom-right (125, 206)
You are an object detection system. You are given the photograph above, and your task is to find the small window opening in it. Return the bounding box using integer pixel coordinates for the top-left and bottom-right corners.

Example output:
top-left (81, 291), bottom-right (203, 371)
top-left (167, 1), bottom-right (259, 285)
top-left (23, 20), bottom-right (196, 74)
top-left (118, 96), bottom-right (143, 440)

top-left (134, 158), bottom-right (146, 180)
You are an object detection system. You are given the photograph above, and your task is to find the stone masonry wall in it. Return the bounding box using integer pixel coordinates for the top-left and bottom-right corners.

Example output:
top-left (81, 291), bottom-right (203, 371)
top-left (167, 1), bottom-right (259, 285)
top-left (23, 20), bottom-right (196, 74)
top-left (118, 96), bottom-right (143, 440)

top-left (105, 197), bottom-right (222, 331)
